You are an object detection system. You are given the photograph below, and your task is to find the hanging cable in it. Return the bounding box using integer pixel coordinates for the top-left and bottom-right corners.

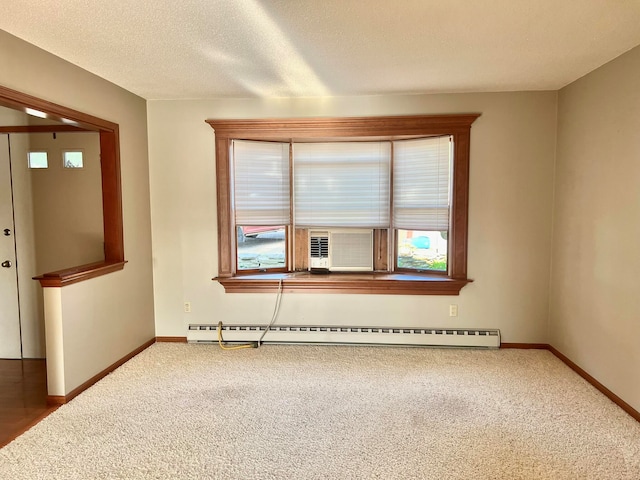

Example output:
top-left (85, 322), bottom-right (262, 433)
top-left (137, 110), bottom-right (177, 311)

top-left (257, 278), bottom-right (284, 347)
top-left (217, 278), bottom-right (284, 350)
top-left (217, 321), bottom-right (256, 350)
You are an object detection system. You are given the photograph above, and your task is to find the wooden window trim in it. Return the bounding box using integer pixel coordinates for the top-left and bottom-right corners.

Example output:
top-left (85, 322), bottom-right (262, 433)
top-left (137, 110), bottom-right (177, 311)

top-left (0, 84), bottom-right (125, 287)
top-left (216, 272), bottom-right (471, 295)
top-left (207, 114), bottom-right (480, 295)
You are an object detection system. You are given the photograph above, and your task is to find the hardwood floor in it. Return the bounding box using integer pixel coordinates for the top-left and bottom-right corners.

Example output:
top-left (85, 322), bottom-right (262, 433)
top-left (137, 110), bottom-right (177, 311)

top-left (0, 359), bottom-right (57, 448)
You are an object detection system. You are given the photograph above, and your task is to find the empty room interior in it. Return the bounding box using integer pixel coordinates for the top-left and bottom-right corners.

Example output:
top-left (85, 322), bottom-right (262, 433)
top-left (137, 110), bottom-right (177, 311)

top-left (1, 1), bottom-right (639, 478)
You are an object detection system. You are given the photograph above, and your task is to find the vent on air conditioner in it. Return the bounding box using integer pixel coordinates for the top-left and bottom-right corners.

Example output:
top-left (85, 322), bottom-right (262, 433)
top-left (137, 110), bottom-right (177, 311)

top-left (310, 235), bottom-right (329, 260)
top-left (309, 228), bottom-right (373, 272)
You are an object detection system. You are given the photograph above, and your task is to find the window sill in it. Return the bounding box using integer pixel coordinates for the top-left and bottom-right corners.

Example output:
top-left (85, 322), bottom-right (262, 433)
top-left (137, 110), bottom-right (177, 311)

top-left (215, 272), bottom-right (472, 295)
top-left (33, 260), bottom-right (126, 287)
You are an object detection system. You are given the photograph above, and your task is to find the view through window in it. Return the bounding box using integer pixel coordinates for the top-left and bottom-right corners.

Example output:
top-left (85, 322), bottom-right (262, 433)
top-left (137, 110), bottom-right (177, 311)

top-left (237, 226), bottom-right (286, 270)
top-left (397, 229), bottom-right (448, 271)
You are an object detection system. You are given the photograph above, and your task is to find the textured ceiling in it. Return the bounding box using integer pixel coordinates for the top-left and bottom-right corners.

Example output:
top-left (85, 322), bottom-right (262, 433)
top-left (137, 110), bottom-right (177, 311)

top-left (1, 0), bottom-right (640, 100)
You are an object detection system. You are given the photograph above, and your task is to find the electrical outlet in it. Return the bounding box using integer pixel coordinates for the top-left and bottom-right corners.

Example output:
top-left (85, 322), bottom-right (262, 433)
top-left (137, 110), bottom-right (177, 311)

top-left (184, 302), bottom-right (191, 313)
top-left (449, 304), bottom-right (458, 317)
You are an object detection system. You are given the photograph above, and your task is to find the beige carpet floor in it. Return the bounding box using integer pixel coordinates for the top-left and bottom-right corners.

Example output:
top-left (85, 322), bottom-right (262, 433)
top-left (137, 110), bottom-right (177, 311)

top-left (1, 343), bottom-right (639, 479)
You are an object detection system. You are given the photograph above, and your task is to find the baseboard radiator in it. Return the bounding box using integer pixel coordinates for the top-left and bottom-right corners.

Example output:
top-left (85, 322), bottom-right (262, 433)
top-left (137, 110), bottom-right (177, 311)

top-left (187, 324), bottom-right (500, 348)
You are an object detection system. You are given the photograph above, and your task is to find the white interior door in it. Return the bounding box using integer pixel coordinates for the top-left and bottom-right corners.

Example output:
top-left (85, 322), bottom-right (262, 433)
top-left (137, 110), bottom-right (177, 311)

top-left (0, 134), bottom-right (21, 358)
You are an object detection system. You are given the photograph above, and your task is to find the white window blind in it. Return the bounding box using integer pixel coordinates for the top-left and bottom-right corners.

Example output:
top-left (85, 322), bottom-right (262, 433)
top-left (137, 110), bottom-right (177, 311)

top-left (294, 142), bottom-right (390, 228)
top-left (232, 140), bottom-right (290, 226)
top-left (393, 136), bottom-right (452, 231)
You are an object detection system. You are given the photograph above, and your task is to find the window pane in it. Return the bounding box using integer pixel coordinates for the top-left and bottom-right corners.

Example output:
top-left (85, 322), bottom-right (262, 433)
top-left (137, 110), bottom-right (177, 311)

top-left (28, 151), bottom-right (48, 169)
top-left (397, 229), bottom-right (447, 272)
top-left (237, 226), bottom-right (286, 271)
top-left (393, 136), bottom-right (451, 231)
top-left (294, 142), bottom-right (390, 228)
top-left (233, 140), bottom-right (290, 225)
top-left (63, 151), bottom-right (83, 168)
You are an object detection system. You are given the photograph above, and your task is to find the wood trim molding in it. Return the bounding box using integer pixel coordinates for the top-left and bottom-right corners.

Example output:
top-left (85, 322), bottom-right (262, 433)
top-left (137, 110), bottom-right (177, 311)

top-left (547, 345), bottom-right (640, 423)
top-left (0, 84), bottom-right (118, 131)
top-left (215, 136), bottom-right (233, 277)
top-left (216, 272), bottom-right (471, 295)
top-left (47, 338), bottom-right (155, 405)
top-left (500, 343), bottom-right (548, 349)
top-left (33, 261), bottom-right (126, 287)
top-left (100, 129), bottom-right (125, 263)
top-left (499, 342), bottom-right (640, 423)
top-left (207, 114), bottom-right (480, 292)
top-left (206, 114), bottom-right (481, 139)
top-left (156, 336), bottom-right (188, 343)
top-left (0, 84), bottom-right (127, 287)
top-left (450, 131), bottom-right (470, 279)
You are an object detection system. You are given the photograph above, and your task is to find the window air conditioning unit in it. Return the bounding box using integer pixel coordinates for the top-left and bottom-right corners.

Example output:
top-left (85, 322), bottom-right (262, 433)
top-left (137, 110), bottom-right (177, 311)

top-left (309, 228), bottom-right (373, 272)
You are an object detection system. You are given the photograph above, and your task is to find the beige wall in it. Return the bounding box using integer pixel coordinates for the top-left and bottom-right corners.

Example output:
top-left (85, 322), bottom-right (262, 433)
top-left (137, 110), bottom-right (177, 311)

top-left (550, 45), bottom-right (640, 412)
top-left (148, 91), bottom-right (557, 343)
top-left (0, 30), bottom-right (155, 393)
top-left (28, 132), bottom-right (104, 273)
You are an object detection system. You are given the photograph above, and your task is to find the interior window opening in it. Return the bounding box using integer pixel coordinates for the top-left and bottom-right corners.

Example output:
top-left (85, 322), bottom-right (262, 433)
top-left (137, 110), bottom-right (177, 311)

top-left (28, 150), bottom-right (48, 169)
top-left (62, 150), bottom-right (84, 168)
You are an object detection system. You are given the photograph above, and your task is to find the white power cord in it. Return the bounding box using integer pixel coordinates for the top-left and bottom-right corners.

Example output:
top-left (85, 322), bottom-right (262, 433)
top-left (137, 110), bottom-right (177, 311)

top-left (257, 279), bottom-right (283, 347)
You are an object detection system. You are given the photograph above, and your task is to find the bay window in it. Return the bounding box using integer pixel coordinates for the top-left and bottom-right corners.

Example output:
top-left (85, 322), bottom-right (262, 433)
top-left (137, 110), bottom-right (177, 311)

top-left (207, 114), bottom-right (480, 295)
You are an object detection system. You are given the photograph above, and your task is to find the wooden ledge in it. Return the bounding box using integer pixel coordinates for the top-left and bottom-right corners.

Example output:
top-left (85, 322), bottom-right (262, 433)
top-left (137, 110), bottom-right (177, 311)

top-left (34, 260), bottom-right (126, 287)
top-left (215, 272), bottom-right (472, 295)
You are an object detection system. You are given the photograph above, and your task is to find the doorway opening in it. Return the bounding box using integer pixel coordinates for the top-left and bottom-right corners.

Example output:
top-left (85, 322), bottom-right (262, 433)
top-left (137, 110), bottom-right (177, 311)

top-left (0, 84), bottom-right (124, 361)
